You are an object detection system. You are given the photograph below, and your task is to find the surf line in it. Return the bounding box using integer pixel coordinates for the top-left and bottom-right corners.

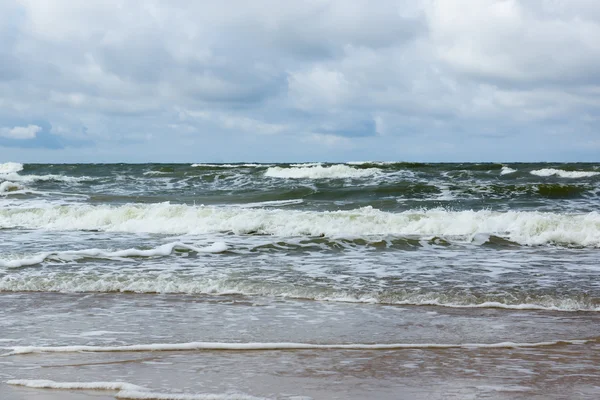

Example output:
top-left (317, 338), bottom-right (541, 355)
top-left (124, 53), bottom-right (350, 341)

top-left (7, 380), bottom-right (267, 400)
top-left (2, 338), bottom-right (595, 356)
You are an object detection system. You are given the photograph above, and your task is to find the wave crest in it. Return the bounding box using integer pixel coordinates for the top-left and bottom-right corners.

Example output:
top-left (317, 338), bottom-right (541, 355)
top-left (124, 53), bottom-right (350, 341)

top-left (0, 181), bottom-right (23, 194)
top-left (1, 276), bottom-right (597, 311)
top-left (531, 168), bottom-right (600, 178)
top-left (1, 205), bottom-right (600, 247)
top-left (4, 339), bottom-right (592, 356)
top-left (0, 162), bottom-right (23, 174)
top-left (265, 165), bottom-right (381, 179)
top-left (500, 166), bottom-right (517, 175)
top-left (0, 241), bottom-right (227, 269)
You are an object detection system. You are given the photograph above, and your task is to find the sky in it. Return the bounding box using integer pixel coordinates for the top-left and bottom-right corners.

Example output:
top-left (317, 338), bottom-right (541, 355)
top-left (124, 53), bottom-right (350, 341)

top-left (1, 0), bottom-right (599, 163)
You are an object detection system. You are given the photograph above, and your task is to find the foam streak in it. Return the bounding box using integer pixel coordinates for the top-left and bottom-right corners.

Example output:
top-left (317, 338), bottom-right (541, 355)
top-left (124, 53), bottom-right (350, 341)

top-left (3, 339), bottom-right (592, 355)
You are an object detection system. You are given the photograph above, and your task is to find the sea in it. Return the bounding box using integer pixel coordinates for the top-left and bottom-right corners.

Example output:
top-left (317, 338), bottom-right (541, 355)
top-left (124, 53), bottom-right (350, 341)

top-left (0, 161), bottom-right (599, 399)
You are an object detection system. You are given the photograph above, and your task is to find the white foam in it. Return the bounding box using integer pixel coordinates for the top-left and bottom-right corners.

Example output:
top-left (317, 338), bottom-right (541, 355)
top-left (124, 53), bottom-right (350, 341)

top-left (265, 165), bottom-right (381, 179)
top-left (500, 166), bottom-right (517, 175)
top-left (289, 163), bottom-right (322, 167)
top-left (3, 339), bottom-right (590, 356)
top-left (0, 275), bottom-right (595, 311)
top-left (233, 199), bottom-right (304, 208)
top-left (143, 171), bottom-right (169, 176)
top-left (198, 242), bottom-right (228, 253)
top-left (530, 168), bottom-right (600, 178)
top-left (0, 161), bottom-right (92, 183)
top-left (0, 253), bottom-right (48, 269)
top-left (1, 205), bottom-right (600, 247)
top-left (0, 181), bottom-right (23, 193)
top-left (435, 185), bottom-right (455, 201)
top-left (0, 162), bottom-right (23, 174)
top-left (0, 241), bottom-right (228, 269)
top-left (7, 379), bottom-right (266, 400)
top-left (191, 164), bottom-right (267, 168)
top-left (7, 379), bottom-right (146, 391)
top-left (347, 161), bottom-right (396, 165)
top-left (1, 172), bottom-right (94, 183)
top-left (389, 299), bottom-right (600, 312)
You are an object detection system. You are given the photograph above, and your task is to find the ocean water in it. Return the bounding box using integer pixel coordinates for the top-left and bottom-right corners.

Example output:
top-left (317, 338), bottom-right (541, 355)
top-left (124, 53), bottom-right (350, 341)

top-left (1, 161), bottom-right (599, 399)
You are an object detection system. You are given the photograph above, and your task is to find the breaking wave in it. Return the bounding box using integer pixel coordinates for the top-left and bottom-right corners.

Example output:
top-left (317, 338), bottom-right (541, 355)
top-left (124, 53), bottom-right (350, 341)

top-left (0, 242), bottom-right (228, 269)
top-left (1, 204), bottom-right (599, 247)
top-left (265, 165), bottom-right (381, 179)
top-left (0, 181), bottom-right (23, 194)
top-left (500, 166), bottom-right (517, 175)
top-left (191, 163), bottom-right (268, 168)
top-left (0, 162), bottom-right (24, 174)
top-left (531, 168), bottom-right (600, 178)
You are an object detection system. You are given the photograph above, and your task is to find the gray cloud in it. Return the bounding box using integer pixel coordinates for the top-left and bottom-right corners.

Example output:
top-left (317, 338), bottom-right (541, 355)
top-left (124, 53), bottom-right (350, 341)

top-left (0, 0), bottom-right (599, 162)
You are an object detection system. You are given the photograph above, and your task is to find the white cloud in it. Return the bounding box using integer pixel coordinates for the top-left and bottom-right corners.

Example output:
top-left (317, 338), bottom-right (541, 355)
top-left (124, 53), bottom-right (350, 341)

top-left (1, 0), bottom-right (600, 160)
top-left (0, 124), bottom-right (42, 139)
top-left (425, 0), bottom-right (600, 83)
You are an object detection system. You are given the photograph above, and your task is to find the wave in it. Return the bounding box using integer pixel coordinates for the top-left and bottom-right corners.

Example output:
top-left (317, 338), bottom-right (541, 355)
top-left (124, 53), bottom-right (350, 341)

top-left (3, 339), bottom-right (592, 356)
top-left (191, 163), bottom-right (268, 168)
top-left (1, 276), bottom-right (597, 311)
top-left (6, 380), bottom-right (265, 400)
top-left (531, 168), bottom-right (600, 178)
top-left (143, 171), bottom-right (169, 176)
top-left (500, 166), bottom-right (517, 175)
top-left (0, 242), bottom-right (228, 269)
top-left (347, 161), bottom-right (396, 165)
top-left (265, 165), bottom-right (381, 179)
top-left (1, 204), bottom-right (600, 247)
top-left (0, 181), bottom-right (23, 194)
top-left (0, 162), bottom-right (95, 184)
top-left (1, 172), bottom-right (95, 183)
top-left (0, 162), bottom-right (24, 174)
top-left (231, 199), bottom-right (304, 208)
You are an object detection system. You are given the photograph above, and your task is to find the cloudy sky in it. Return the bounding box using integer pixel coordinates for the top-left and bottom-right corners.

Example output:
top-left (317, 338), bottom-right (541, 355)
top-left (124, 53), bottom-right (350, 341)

top-left (1, 0), bottom-right (599, 162)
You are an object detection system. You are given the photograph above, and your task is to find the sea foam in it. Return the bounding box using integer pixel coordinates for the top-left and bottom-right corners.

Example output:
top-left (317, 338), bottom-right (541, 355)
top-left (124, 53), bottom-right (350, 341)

top-left (1, 173), bottom-right (94, 184)
top-left (1, 204), bottom-right (600, 247)
top-left (0, 162), bottom-right (23, 174)
top-left (191, 163), bottom-right (268, 168)
top-left (7, 379), bottom-right (146, 391)
top-left (6, 380), bottom-right (266, 400)
top-left (500, 166), bottom-right (517, 175)
top-left (3, 339), bottom-right (591, 355)
top-left (530, 168), bottom-right (600, 178)
top-left (265, 164), bottom-right (380, 179)
top-left (0, 181), bottom-right (23, 194)
top-left (1, 276), bottom-right (596, 311)
top-left (0, 241), bottom-right (227, 269)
